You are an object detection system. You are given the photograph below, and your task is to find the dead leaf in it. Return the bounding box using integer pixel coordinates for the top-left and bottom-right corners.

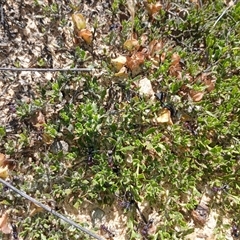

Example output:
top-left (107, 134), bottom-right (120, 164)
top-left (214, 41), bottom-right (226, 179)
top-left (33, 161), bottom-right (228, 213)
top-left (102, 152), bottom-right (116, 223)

top-left (0, 154), bottom-right (13, 170)
top-left (160, 52), bottom-right (166, 63)
top-left (191, 204), bottom-right (209, 226)
top-left (172, 52), bottom-right (181, 65)
top-left (140, 34), bottom-right (148, 46)
top-left (201, 73), bottom-right (215, 92)
top-left (169, 53), bottom-right (182, 79)
top-left (180, 112), bottom-right (194, 122)
top-left (147, 39), bottom-right (165, 67)
top-left (78, 29), bottom-right (93, 44)
top-left (0, 166), bottom-right (9, 179)
top-left (127, 0), bottom-right (136, 18)
top-left (204, 80), bottom-right (215, 92)
top-left (147, 222), bottom-right (157, 235)
top-left (72, 13), bottom-right (86, 30)
top-left (123, 39), bottom-right (140, 51)
top-left (42, 133), bottom-right (54, 145)
top-left (0, 212), bottom-right (11, 234)
top-left (36, 111), bottom-right (45, 125)
top-left (0, 153), bottom-right (6, 167)
top-left (190, 0), bottom-right (202, 8)
top-left (148, 39), bottom-right (164, 57)
top-left (126, 52), bottom-right (145, 72)
top-left (30, 203), bottom-right (44, 216)
top-left (178, 84), bottom-right (190, 100)
top-left (156, 108), bottom-right (173, 125)
top-left (189, 90), bottom-right (204, 102)
top-left (114, 66), bottom-right (128, 77)
top-left (148, 56), bottom-right (159, 68)
top-left (111, 55), bottom-right (127, 71)
top-left (31, 111), bottom-right (45, 130)
top-left (146, 2), bottom-right (162, 18)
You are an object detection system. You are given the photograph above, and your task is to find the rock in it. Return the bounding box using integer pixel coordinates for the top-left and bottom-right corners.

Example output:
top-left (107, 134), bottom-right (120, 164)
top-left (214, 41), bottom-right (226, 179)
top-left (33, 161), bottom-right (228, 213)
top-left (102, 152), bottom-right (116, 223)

top-left (91, 208), bottom-right (105, 227)
top-left (138, 77), bottom-right (154, 98)
top-left (50, 140), bottom-right (69, 154)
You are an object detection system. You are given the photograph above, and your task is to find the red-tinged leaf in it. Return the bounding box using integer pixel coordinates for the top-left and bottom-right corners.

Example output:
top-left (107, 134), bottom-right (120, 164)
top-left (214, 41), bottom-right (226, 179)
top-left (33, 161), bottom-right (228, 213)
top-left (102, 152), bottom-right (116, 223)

top-left (189, 90), bottom-right (204, 102)
top-left (78, 29), bottom-right (93, 44)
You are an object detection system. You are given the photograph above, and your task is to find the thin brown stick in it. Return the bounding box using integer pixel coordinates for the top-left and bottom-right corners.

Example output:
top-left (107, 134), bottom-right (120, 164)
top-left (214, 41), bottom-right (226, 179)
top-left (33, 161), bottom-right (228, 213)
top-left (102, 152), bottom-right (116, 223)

top-left (0, 67), bottom-right (93, 72)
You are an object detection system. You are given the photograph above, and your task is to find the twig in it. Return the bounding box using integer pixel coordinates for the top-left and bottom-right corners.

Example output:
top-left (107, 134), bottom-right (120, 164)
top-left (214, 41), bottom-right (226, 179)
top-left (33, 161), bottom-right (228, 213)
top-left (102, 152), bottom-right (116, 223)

top-left (212, 0), bottom-right (236, 29)
top-left (0, 43), bottom-right (9, 47)
top-left (197, 0), bottom-right (203, 8)
top-left (135, 202), bottom-right (148, 224)
top-left (0, 67), bottom-right (93, 72)
top-left (0, 1), bottom-right (5, 25)
top-left (0, 178), bottom-right (103, 240)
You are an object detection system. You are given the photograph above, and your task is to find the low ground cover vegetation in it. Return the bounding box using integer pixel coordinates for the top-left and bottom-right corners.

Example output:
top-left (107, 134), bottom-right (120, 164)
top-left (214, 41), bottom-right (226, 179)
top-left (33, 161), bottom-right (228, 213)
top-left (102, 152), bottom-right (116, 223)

top-left (0, 0), bottom-right (239, 239)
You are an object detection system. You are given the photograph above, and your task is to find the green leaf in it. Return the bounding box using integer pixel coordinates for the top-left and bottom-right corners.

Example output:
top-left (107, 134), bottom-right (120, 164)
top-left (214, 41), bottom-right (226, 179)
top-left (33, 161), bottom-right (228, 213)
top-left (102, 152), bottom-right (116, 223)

top-left (120, 146), bottom-right (136, 152)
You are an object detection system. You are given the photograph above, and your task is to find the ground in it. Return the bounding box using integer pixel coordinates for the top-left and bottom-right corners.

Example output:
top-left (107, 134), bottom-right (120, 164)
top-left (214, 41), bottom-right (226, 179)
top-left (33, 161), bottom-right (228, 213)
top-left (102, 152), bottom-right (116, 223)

top-left (0, 0), bottom-right (239, 240)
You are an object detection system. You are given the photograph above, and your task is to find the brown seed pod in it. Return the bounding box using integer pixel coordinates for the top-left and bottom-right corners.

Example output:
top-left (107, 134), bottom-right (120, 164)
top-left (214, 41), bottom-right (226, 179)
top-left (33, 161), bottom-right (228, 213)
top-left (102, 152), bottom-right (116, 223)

top-left (191, 204), bottom-right (209, 226)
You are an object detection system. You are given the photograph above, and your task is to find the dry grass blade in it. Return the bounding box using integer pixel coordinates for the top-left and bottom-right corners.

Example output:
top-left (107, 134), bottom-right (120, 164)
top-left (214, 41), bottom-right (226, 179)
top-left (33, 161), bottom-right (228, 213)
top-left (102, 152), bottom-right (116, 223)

top-left (127, 0), bottom-right (136, 39)
top-left (212, 0), bottom-right (237, 28)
